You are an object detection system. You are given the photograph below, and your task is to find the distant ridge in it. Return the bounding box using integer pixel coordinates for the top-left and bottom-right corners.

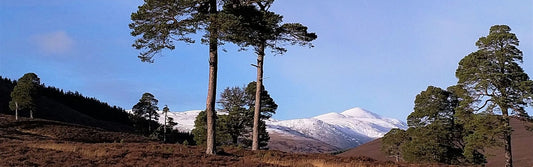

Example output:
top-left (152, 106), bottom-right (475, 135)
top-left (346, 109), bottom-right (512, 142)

top-left (163, 107), bottom-right (407, 152)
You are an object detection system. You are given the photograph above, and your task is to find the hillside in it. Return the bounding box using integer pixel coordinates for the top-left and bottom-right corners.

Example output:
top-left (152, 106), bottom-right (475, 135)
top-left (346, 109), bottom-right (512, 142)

top-left (0, 114), bottom-right (407, 167)
top-left (338, 118), bottom-right (533, 167)
top-left (0, 76), bottom-right (133, 132)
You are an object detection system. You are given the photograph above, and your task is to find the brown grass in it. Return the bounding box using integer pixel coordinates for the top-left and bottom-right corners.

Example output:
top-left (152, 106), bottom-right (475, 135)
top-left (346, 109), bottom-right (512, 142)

top-left (28, 143), bottom-right (112, 158)
top-left (0, 114), bottom-right (447, 167)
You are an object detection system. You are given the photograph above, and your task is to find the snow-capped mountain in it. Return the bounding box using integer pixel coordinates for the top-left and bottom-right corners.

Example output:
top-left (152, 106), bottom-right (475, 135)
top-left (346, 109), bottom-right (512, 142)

top-left (268, 108), bottom-right (407, 149)
top-left (156, 107), bottom-right (407, 150)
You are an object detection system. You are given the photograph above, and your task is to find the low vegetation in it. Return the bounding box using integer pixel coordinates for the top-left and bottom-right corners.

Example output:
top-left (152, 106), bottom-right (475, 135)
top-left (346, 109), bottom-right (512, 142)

top-left (1, 114), bottom-right (411, 167)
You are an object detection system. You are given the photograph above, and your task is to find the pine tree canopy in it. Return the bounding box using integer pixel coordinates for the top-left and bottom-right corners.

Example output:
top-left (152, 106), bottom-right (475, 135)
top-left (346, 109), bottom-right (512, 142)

top-left (408, 86), bottom-right (458, 127)
top-left (456, 25), bottom-right (532, 117)
top-left (132, 92), bottom-right (159, 120)
top-left (220, 1), bottom-right (317, 54)
top-left (9, 73), bottom-right (40, 112)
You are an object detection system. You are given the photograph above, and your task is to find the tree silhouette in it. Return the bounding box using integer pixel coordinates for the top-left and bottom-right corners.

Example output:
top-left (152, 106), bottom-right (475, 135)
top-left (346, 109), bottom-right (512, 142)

top-left (132, 92), bottom-right (159, 133)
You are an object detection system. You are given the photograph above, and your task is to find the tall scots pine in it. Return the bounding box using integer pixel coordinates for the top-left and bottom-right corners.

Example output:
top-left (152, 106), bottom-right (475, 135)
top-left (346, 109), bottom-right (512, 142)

top-left (455, 25), bottom-right (533, 167)
top-left (221, 0), bottom-right (316, 150)
top-left (130, 0), bottom-right (231, 155)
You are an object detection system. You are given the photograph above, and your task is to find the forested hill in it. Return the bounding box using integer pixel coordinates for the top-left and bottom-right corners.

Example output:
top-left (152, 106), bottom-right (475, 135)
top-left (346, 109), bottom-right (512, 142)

top-left (0, 76), bottom-right (133, 132)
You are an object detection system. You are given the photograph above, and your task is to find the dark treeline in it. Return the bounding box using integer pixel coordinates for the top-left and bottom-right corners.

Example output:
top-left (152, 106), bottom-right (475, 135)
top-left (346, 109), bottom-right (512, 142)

top-left (0, 76), bottom-right (132, 129)
top-left (0, 77), bottom-right (15, 114)
top-left (38, 84), bottom-right (131, 125)
top-left (1, 76), bottom-right (132, 130)
top-left (2, 75), bottom-right (195, 143)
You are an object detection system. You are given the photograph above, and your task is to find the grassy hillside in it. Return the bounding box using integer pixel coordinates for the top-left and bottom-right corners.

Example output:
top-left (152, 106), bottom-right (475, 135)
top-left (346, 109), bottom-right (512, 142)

top-left (0, 114), bottom-right (411, 167)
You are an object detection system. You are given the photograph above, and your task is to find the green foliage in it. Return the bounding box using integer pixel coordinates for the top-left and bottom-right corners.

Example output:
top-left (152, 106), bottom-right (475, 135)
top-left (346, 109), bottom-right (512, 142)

top-left (385, 86), bottom-right (474, 165)
top-left (132, 93), bottom-right (159, 120)
top-left (221, 1), bottom-right (317, 55)
top-left (129, 0), bottom-right (199, 62)
top-left (408, 86), bottom-right (458, 127)
top-left (193, 81), bottom-right (277, 149)
top-left (381, 128), bottom-right (409, 162)
top-left (455, 25), bottom-right (532, 166)
top-left (461, 114), bottom-right (504, 163)
top-left (244, 82), bottom-right (277, 120)
top-left (191, 110), bottom-right (231, 146)
top-left (258, 120), bottom-right (270, 149)
top-left (132, 93), bottom-right (159, 134)
top-left (401, 124), bottom-right (464, 164)
top-left (396, 25), bottom-right (532, 166)
top-left (218, 86), bottom-right (251, 145)
top-left (456, 25), bottom-right (531, 117)
top-left (9, 73), bottom-right (40, 115)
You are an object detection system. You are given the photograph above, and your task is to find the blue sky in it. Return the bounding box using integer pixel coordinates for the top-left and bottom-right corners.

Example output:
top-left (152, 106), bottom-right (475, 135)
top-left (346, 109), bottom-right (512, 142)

top-left (1, 1), bottom-right (532, 121)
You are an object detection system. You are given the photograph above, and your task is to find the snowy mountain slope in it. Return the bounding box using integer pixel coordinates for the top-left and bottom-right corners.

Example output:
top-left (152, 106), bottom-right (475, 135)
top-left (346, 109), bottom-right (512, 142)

top-left (156, 107), bottom-right (407, 150)
top-left (267, 118), bottom-right (373, 149)
top-left (267, 108), bottom-right (406, 149)
top-left (314, 108), bottom-right (407, 138)
top-left (156, 110), bottom-right (202, 132)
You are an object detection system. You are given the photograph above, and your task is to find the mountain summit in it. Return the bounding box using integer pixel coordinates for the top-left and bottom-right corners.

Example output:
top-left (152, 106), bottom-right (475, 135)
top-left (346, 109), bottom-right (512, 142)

top-left (339, 107), bottom-right (380, 119)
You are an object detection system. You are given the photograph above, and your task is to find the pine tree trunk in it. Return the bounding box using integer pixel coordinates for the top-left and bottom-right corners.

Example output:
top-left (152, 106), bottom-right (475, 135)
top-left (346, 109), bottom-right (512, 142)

top-left (252, 43), bottom-right (265, 151)
top-left (164, 110), bottom-right (167, 142)
top-left (503, 115), bottom-right (513, 167)
top-left (205, 0), bottom-right (218, 155)
top-left (232, 135), bottom-right (238, 145)
top-left (499, 106), bottom-right (513, 167)
top-left (15, 102), bottom-right (18, 121)
top-left (30, 109), bottom-right (33, 119)
top-left (148, 114), bottom-right (152, 132)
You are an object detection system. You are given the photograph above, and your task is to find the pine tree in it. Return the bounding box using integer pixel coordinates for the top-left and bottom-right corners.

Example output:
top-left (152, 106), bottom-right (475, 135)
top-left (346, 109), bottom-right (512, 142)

top-left (163, 105), bottom-right (170, 142)
top-left (455, 25), bottom-right (533, 167)
top-left (130, 0), bottom-right (229, 155)
top-left (132, 92), bottom-right (159, 134)
top-left (221, 1), bottom-right (316, 150)
top-left (385, 86), bottom-right (476, 165)
top-left (9, 73), bottom-right (40, 120)
top-left (408, 86), bottom-right (458, 127)
top-left (195, 82), bottom-right (277, 149)
top-left (218, 86), bottom-right (249, 145)
top-left (244, 81), bottom-right (276, 149)
top-left (191, 110), bottom-right (231, 146)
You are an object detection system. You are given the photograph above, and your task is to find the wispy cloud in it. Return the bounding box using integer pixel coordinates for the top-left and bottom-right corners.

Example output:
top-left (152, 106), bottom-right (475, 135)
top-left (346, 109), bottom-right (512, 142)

top-left (33, 31), bottom-right (74, 55)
